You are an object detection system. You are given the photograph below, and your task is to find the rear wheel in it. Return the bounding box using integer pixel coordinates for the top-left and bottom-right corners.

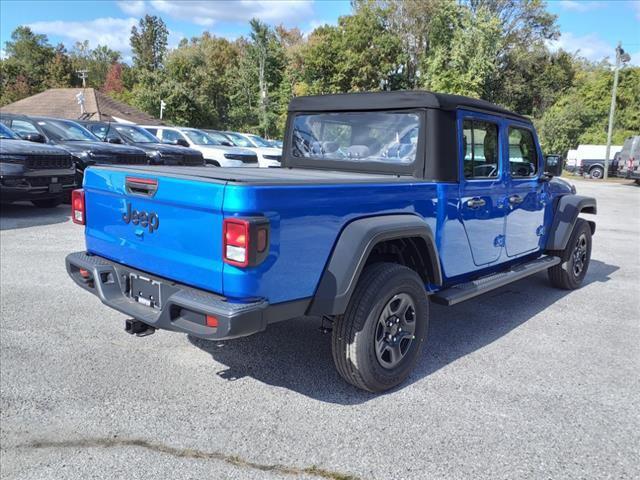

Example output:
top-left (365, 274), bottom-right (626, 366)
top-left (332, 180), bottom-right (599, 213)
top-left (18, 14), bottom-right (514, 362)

top-left (331, 262), bottom-right (429, 392)
top-left (31, 198), bottom-right (61, 208)
top-left (548, 218), bottom-right (592, 290)
top-left (589, 166), bottom-right (604, 179)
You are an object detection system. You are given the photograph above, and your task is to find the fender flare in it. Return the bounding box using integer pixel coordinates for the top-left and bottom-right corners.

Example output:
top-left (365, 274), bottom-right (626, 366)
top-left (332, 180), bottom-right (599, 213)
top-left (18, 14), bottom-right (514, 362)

top-left (546, 194), bottom-right (597, 251)
top-left (307, 214), bottom-right (442, 316)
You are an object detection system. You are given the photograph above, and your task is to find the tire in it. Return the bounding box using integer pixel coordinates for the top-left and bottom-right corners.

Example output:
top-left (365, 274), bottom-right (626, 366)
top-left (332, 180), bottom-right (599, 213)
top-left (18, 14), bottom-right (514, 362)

top-left (331, 262), bottom-right (429, 392)
top-left (31, 198), bottom-right (62, 208)
top-left (548, 218), bottom-right (592, 290)
top-left (590, 166), bottom-right (604, 179)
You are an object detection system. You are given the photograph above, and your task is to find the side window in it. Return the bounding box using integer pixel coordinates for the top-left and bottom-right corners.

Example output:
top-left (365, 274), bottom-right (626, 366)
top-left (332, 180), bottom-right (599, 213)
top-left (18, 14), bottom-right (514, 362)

top-left (89, 124), bottom-right (109, 140)
top-left (11, 119), bottom-right (39, 137)
top-left (462, 119), bottom-right (499, 179)
top-left (508, 127), bottom-right (538, 178)
top-left (161, 129), bottom-right (183, 143)
top-left (145, 127), bottom-right (158, 136)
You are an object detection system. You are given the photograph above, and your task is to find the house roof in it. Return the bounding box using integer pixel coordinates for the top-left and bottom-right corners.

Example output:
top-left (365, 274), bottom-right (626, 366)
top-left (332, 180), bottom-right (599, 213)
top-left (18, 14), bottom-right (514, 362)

top-left (0, 88), bottom-right (163, 125)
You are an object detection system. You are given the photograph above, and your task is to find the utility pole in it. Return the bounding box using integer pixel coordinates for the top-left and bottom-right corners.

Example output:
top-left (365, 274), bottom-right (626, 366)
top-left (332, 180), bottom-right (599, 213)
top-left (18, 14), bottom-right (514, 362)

top-left (160, 100), bottom-right (166, 120)
top-left (76, 69), bottom-right (89, 88)
top-left (604, 42), bottom-right (631, 179)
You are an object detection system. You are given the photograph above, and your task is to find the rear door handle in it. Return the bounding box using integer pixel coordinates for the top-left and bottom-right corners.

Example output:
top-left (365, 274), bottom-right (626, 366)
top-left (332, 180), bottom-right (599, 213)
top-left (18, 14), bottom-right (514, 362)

top-left (508, 195), bottom-right (523, 205)
top-left (466, 198), bottom-right (486, 209)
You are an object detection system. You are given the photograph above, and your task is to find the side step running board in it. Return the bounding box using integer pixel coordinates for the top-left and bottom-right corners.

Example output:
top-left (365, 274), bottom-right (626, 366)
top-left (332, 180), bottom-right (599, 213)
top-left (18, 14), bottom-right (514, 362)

top-left (431, 256), bottom-right (561, 306)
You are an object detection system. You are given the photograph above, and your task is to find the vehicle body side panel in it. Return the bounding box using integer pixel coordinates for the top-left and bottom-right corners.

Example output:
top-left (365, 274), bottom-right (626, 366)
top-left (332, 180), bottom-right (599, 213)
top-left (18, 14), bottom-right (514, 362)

top-left (308, 214), bottom-right (441, 316)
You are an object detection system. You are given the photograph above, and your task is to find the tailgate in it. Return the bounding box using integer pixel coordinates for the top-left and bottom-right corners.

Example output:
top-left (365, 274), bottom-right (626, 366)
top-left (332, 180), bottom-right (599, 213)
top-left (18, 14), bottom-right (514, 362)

top-left (83, 168), bottom-right (226, 294)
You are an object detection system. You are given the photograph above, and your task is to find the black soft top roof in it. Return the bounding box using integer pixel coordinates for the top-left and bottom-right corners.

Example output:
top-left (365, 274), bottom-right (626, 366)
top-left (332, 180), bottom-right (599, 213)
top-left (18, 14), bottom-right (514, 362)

top-left (288, 90), bottom-right (529, 122)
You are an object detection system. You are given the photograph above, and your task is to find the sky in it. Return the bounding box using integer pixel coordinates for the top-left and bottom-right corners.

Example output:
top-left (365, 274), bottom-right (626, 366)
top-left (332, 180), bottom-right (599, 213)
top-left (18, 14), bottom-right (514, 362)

top-left (0, 0), bottom-right (638, 64)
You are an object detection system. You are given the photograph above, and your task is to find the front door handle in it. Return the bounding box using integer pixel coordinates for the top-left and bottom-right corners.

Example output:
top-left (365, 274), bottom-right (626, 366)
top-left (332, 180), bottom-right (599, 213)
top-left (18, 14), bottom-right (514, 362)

top-left (508, 194), bottom-right (523, 205)
top-left (466, 197), bottom-right (486, 209)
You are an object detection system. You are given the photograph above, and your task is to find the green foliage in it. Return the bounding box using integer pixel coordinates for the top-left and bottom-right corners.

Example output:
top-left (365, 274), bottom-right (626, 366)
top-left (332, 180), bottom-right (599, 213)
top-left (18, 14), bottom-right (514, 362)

top-left (422, 3), bottom-right (502, 97)
top-left (0, 26), bottom-right (55, 105)
top-left (537, 67), bottom-right (640, 155)
top-left (130, 15), bottom-right (168, 72)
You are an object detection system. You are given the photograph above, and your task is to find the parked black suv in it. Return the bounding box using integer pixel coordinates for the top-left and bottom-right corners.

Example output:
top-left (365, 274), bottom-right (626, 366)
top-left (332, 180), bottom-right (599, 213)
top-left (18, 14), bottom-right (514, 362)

top-left (0, 114), bottom-right (148, 186)
top-left (0, 123), bottom-right (75, 207)
top-left (77, 121), bottom-right (205, 166)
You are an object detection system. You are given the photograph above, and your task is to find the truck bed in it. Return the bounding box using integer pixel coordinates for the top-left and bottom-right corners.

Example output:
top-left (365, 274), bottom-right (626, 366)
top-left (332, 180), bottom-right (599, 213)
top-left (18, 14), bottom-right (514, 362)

top-left (90, 165), bottom-right (417, 185)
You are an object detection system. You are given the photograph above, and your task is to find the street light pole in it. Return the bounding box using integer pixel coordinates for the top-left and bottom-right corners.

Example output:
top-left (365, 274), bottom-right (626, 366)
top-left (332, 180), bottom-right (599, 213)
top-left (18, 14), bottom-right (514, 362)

top-left (604, 42), bottom-right (631, 179)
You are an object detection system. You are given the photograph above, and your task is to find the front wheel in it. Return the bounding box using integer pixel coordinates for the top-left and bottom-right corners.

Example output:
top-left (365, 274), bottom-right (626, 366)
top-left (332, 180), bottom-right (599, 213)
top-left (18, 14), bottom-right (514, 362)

top-left (331, 263), bottom-right (429, 392)
top-left (548, 218), bottom-right (592, 290)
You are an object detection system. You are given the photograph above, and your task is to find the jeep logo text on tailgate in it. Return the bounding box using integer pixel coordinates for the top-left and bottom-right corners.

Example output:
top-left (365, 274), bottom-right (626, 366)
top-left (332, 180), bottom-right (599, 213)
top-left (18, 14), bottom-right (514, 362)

top-left (122, 202), bottom-right (160, 233)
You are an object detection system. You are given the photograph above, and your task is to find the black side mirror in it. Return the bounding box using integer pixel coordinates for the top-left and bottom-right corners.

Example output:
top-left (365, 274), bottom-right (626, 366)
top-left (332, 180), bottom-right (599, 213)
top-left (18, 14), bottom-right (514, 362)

top-left (23, 133), bottom-right (46, 144)
top-left (543, 155), bottom-right (563, 178)
top-left (173, 139), bottom-right (189, 148)
top-left (107, 137), bottom-right (123, 144)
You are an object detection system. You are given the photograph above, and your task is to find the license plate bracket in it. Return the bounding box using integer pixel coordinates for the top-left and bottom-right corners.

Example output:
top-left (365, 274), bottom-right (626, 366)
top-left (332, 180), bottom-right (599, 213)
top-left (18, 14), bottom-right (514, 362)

top-left (130, 274), bottom-right (161, 309)
top-left (49, 183), bottom-right (62, 193)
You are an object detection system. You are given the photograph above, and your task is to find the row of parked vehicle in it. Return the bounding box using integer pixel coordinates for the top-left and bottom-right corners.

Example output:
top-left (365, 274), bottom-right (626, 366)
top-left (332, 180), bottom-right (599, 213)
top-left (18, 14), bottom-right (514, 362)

top-left (0, 113), bottom-right (283, 207)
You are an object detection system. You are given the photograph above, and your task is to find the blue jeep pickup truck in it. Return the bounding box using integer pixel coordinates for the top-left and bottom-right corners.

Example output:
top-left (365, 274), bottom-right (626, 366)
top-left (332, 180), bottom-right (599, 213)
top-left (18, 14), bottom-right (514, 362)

top-left (66, 91), bottom-right (596, 392)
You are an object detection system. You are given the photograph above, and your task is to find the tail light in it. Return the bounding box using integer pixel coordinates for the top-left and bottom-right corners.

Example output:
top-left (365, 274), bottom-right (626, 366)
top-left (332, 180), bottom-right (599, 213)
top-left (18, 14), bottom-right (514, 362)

top-left (71, 189), bottom-right (85, 225)
top-left (223, 217), bottom-right (270, 268)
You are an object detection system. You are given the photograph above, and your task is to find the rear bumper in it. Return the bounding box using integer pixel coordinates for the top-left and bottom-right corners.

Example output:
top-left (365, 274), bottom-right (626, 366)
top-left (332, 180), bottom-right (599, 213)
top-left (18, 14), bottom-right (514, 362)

top-left (66, 251), bottom-right (271, 340)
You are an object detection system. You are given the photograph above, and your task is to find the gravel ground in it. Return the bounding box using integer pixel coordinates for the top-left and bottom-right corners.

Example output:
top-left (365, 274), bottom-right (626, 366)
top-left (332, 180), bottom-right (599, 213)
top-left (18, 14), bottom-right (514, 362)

top-left (1, 179), bottom-right (639, 480)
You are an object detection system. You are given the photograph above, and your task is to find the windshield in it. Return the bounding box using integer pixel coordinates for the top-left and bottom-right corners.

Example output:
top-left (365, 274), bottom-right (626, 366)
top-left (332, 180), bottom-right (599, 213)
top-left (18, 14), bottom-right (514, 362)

top-left (247, 134), bottom-right (272, 147)
top-left (37, 119), bottom-right (98, 142)
top-left (291, 112), bottom-right (420, 165)
top-left (183, 129), bottom-right (220, 145)
top-left (0, 123), bottom-right (18, 139)
top-left (114, 125), bottom-right (159, 143)
top-left (205, 131), bottom-right (232, 144)
top-left (224, 132), bottom-right (253, 148)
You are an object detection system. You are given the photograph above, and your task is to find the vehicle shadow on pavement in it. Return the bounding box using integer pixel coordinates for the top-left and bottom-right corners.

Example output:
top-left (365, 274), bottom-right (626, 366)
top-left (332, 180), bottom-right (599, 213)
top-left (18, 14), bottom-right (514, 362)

top-left (189, 259), bottom-right (618, 404)
top-left (0, 203), bottom-right (70, 230)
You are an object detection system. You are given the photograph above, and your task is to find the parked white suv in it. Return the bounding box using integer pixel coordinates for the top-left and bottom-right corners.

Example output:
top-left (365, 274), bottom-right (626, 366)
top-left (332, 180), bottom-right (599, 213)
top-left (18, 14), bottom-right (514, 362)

top-left (141, 126), bottom-right (258, 167)
top-left (223, 132), bottom-right (282, 168)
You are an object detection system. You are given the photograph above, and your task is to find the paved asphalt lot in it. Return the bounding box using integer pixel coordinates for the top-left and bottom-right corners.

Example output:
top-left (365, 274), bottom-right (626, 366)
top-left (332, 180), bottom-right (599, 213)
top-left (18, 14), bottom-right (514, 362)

top-left (1, 179), bottom-right (639, 480)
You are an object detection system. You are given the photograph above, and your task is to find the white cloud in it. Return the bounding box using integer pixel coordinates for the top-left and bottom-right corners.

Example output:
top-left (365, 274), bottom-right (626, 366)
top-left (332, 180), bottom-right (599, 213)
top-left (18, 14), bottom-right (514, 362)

top-left (549, 32), bottom-right (640, 66)
top-left (632, 0), bottom-right (640, 19)
top-left (27, 17), bottom-right (185, 63)
top-left (549, 32), bottom-right (614, 62)
top-left (557, 1), bottom-right (605, 12)
top-left (29, 17), bottom-right (137, 52)
top-left (116, 0), bottom-right (147, 16)
top-left (116, 0), bottom-right (314, 26)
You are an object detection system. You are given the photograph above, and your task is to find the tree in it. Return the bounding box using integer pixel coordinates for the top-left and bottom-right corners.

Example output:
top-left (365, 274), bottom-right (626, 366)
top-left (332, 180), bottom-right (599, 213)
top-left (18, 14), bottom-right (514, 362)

top-left (46, 44), bottom-right (73, 88)
top-left (103, 63), bottom-right (125, 94)
top-left (537, 66), bottom-right (640, 155)
top-left (298, 4), bottom-right (406, 94)
top-left (2, 26), bottom-right (55, 96)
top-left (421, 3), bottom-right (502, 97)
top-left (130, 15), bottom-right (169, 72)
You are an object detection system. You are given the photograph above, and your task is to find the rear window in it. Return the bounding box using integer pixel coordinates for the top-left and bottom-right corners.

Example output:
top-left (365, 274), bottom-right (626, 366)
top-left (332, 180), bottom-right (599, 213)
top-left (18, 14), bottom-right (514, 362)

top-left (291, 111), bottom-right (420, 165)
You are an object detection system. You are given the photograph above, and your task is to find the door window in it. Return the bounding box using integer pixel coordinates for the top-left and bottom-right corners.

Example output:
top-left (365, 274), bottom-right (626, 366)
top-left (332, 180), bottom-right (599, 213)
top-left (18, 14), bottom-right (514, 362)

top-left (462, 119), bottom-right (499, 179)
top-left (11, 119), bottom-right (39, 136)
top-left (508, 127), bottom-right (538, 178)
top-left (161, 129), bottom-right (184, 143)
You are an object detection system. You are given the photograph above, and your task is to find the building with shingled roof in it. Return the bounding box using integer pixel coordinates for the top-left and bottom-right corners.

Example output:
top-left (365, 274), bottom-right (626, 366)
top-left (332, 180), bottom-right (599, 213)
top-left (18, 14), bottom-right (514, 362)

top-left (0, 88), bottom-right (164, 125)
